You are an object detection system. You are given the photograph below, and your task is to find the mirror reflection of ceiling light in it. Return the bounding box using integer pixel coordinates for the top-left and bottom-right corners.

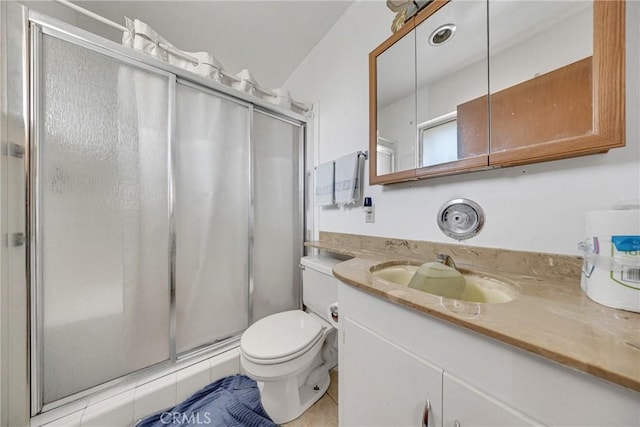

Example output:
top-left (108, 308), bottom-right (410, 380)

top-left (429, 24), bottom-right (456, 46)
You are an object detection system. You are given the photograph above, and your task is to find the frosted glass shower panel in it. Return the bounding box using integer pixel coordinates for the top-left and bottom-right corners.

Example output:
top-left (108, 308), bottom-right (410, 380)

top-left (252, 112), bottom-right (303, 322)
top-left (39, 36), bottom-right (171, 403)
top-left (175, 84), bottom-right (250, 354)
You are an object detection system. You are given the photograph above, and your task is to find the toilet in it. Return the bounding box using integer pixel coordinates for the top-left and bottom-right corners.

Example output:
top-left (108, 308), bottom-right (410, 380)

top-left (240, 255), bottom-right (341, 424)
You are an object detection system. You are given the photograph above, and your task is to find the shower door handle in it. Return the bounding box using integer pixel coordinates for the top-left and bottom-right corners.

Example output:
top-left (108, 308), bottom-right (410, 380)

top-left (12, 232), bottom-right (25, 247)
top-left (7, 142), bottom-right (25, 158)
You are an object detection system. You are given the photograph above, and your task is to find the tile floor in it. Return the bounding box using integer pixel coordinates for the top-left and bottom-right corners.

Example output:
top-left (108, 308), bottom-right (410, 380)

top-left (283, 369), bottom-right (338, 427)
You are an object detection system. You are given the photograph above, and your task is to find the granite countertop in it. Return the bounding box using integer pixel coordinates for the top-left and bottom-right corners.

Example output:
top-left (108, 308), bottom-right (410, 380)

top-left (306, 233), bottom-right (640, 393)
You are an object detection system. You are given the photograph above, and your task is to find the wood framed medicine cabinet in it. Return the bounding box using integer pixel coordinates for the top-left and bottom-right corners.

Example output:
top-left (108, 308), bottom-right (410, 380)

top-left (369, 0), bottom-right (626, 185)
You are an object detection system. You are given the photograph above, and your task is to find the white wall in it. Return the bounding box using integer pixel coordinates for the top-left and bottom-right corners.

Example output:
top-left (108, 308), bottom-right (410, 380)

top-left (284, 0), bottom-right (640, 256)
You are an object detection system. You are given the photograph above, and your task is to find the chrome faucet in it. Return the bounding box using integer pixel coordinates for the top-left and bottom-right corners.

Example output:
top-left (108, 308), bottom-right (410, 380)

top-left (435, 253), bottom-right (457, 270)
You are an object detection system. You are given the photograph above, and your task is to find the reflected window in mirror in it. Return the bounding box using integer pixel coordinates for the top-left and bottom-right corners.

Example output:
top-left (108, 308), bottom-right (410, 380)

top-left (419, 112), bottom-right (457, 167)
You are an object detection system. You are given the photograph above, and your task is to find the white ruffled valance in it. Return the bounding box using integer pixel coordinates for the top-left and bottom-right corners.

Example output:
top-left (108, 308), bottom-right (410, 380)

top-left (123, 17), bottom-right (309, 115)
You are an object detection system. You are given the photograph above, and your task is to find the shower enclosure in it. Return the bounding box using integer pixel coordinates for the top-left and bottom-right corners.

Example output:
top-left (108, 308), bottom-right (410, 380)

top-left (1, 3), bottom-right (306, 417)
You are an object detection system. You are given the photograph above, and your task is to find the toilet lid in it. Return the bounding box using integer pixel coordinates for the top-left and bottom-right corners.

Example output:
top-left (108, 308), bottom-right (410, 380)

top-left (241, 310), bottom-right (324, 364)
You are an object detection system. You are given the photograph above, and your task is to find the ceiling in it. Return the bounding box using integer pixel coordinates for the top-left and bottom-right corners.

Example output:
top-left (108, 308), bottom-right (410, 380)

top-left (26, 0), bottom-right (355, 88)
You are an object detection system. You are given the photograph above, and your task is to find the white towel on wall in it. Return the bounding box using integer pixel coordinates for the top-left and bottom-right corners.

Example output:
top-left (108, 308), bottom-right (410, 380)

top-left (315, 161), bottom-right (335, 206)
top-left (335, 152), bottom-right (364, 205)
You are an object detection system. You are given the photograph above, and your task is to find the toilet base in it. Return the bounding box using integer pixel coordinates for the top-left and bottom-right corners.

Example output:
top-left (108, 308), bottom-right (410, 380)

top-left (259, 369), bottom-right (330, 425)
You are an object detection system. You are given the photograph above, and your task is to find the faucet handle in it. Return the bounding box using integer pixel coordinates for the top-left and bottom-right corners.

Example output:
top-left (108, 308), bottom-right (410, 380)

top-left (435, 253), bottom-right (457, 270)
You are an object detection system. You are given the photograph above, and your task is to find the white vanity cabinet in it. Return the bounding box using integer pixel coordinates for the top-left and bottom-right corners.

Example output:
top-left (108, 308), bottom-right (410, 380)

top-left (338, 283), bottom-right (640, 427)
top-left (340, 317), bottom-right (443, 427)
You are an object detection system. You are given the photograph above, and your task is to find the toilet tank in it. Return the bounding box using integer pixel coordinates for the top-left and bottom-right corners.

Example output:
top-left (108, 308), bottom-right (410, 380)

top-left (300, 255), bottom-right (341, 323)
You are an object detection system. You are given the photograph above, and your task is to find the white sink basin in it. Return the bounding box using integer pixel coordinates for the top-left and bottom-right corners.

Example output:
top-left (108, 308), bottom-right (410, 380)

top-left (370, 262), bottom-right (518, 304)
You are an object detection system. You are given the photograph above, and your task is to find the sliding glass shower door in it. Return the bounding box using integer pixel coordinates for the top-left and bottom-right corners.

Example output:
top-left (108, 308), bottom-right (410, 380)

top-left (173, 89), bottom-right (304, 352)
top-left (36, 34), bottom-right (172, 405)
top-left (30, 21), bottom-right (305, 413)
top-left (174, 83), bottom-right (250, 354)
top-left (252, 111), bottom-right (304, 322)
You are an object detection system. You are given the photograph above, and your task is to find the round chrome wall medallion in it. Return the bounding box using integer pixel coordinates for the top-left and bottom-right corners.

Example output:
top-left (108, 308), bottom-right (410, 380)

top-left (437, 198), bottom-right (485, 240)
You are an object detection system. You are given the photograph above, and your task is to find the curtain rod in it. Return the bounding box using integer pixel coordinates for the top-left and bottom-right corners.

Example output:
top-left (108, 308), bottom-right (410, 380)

top-left (54, 0), bottom-right (127, 32)
top-left (51, 0), bottom-right (308, 112)
top-left (53, 0), bottom-right (204, 68)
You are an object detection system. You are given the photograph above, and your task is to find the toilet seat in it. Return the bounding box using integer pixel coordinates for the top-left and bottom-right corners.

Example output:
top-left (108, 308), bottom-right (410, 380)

top-left (241, 310), bottom-right (325, 365)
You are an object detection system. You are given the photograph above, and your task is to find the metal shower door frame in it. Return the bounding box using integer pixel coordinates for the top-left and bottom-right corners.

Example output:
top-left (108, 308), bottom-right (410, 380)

top-left (16, 4), bottom-right (307, 417)
top-left (29, 21), bottom-right (178, 415)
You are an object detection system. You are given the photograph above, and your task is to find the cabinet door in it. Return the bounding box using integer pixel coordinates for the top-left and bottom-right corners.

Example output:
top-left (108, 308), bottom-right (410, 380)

top-left (371, 23), bottom-right (418, 184)
top-left (340, 318), bottom-right (443, 427)
top-left (415, 0), bottom-right (489, 177)
top-left (442, 372), bottom-right (543, 427)
top-left (488, 1), bottom-right (625, 166)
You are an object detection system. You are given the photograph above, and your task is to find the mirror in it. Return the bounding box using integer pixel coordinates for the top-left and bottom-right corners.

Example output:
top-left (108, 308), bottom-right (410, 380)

top-left (489, 1), bottom-right (597, 163)
top-left (369, 0), bottom-right (625, 185)
top-left (374, 27), bottom-right (417, 179)
top-left (415, 0), bottom-right (489, 176)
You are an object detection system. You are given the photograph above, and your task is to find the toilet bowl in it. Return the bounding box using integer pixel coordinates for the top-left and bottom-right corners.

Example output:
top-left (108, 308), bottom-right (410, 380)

top-left (240, 256), bottom-right (341, 424)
